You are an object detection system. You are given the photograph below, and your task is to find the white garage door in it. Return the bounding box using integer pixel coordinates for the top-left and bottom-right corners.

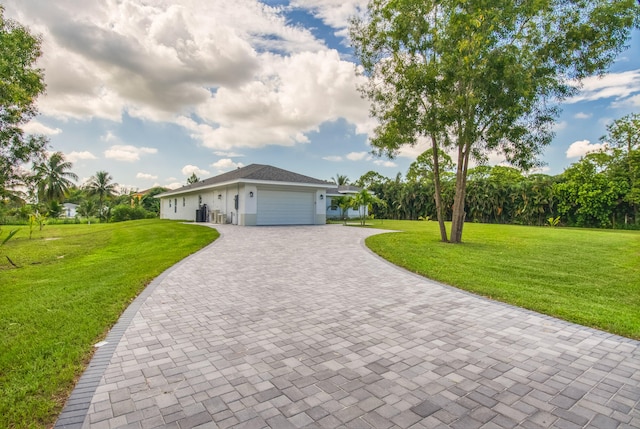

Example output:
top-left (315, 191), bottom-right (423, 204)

top-left (257, 190), bottom-right (314, 225)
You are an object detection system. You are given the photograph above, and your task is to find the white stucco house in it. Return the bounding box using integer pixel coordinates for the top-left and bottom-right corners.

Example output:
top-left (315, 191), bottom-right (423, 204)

top-left (157, 164), bottom-right (332, 226)
top-left (61, 203), bottom-right (78, 218)
top-left (325, 185), bottom-right (370, 219)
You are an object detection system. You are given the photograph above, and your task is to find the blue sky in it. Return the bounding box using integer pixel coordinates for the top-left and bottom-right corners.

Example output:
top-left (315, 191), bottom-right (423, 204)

top-left (5, 1), bottom-right (640, 191)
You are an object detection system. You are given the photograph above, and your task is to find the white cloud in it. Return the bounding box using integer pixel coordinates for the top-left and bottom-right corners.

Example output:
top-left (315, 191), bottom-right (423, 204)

top-left (346, 151), bottom-right (369, 161)
top-left (573, 112), bottom-right (592, 119)
top-left (611, 93), bottom-right (640, 108)
top-left (566, 140), bottom-right (607, 159)
top-left (104, 145), bottom-right (157, 162)
top-left (189, 49), bottom-right (371, 150)
top-left (136, 172), bottom-right (158, 180)
top-left (181, 164), bottom-right (210, 176)
top-left (528, 166), bottom-right (551, 174)
top-left (396, 137), bottom-right (430, 159)
top-left (66, 151), bottom-right (97, 163)
top-left (552, 121), bottom-right (567, 131)
top-left (210, 159), bottom-right (244, 171)
top-left (4, 0), bottom-right (378, 160)
top-left (291, 0), bottom-right (368, 31)
top-left (568, 70), bottom-right (640, 104)
top-left (373, 160), bottom-right (398, 168)
top-left (22, 121), bottom-right (62, 135)
top-left (323, 155), bottom-right (343, 162)
top-left (166, 182), bottom-right (183, 190)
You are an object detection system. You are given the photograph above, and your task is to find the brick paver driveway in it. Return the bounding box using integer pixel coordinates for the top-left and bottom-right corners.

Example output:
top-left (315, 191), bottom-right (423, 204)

top-left (56, 224), bottom-right (639, 429)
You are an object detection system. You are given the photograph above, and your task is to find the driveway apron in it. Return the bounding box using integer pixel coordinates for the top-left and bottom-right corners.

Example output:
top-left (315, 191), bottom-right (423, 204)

top-left (56, 224), bottom-right (640, 429)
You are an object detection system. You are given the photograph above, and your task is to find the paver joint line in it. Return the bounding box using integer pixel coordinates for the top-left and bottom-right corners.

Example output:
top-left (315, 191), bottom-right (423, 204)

top-left (53, 224), bottom-right (639, 429)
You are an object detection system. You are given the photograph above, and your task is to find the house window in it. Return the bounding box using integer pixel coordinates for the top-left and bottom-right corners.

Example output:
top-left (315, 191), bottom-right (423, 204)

top-left (183, 197), bottom-right (185, 207)
top-left (174, 198), bottom-right (177, 213)
top-left (169, 200), bottom-right (171, 207)
top-left (198, 195), bottom-right (202, 206)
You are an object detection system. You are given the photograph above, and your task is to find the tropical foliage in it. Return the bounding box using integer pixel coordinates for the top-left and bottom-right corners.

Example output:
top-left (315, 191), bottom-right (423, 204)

top-left (357, 134), bottom-right (640, 229)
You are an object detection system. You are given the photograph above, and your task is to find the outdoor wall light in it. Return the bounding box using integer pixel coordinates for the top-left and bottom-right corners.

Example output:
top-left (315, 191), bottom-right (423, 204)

top-left (249, 191), bottom-right (254, 198)
top-left (320, 194), bottom-right (324, 200)
top-left (218, 194), bottom-right (222, 199)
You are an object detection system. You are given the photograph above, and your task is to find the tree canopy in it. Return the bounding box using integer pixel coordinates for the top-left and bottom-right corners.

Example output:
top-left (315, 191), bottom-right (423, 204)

top-left (0, 6), bottom-right (47, 197)
top-left (350, 0), bottom-right (640, 242)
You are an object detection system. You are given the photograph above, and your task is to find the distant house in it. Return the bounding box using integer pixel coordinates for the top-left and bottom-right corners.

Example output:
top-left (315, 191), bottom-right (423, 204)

top-left (62, 203), bottom-right (78, 218)
top-left (156, 164), bottom-right (332, 226)
top-left (326, 185), bottom-right (370, 219)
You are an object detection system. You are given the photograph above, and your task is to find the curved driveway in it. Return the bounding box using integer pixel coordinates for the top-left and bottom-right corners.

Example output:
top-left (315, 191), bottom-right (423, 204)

top-left (57, 225), bottom-right (639, 429)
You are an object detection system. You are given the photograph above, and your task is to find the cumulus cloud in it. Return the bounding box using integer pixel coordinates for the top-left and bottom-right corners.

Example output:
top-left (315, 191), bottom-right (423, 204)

top-left (211, 159), bottom-right (244, 171)
top-left (22, 121), bottom-right (62, 135)
top-left (166, 182), bottom-right (183, 190)
top-left (323, 155), bottom-right (343, 162)
top-left (136, 172), bottom-right (158, 180)
top-left (346, 151), bottom-right (369, 161)
top-left (181, 165), bottom-right (210, 176)
top-left (104, 145), bottom-right (158, 162)
top-left (373, 160), bottom-right (398, 168)
top-left (574, 112), bottom-right (592, 119)
top-left (566, 140), bottom-right (607, 158)
top-left (189, 49), bottom-right (371, 150)
top-left (66, 151), bottom-right (98, 163)
top-left (3, 0), bottom-right (377, 161)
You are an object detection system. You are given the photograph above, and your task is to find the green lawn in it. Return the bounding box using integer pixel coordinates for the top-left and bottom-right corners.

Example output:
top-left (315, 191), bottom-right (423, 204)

top-left (0, 220), bottom-right (218, 429)
top-left (364, 220), bottom-right (640, 340)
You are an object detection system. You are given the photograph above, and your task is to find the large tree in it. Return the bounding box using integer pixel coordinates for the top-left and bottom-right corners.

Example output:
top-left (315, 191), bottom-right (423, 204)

top-left (33, 151), bottom-right (78, 203)
top-left (0, 6), bottom-right (47, 197)
top-left (351, 0), bottom-right (639, 242)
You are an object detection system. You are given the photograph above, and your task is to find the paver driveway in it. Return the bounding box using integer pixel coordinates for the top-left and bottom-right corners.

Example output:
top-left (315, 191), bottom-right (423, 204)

top-left (56, 224), bottom-right (640, 429)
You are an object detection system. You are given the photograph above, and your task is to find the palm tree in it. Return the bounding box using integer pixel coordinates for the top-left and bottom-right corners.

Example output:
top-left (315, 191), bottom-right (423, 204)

top-left (86, 171), bottom-right (118, 222)
top-left (332, 174), bottom-right (349, 186)
top-left (77, 198), bottom-right (98, 222)
top-left (33, 152), bottom-right (78, 203)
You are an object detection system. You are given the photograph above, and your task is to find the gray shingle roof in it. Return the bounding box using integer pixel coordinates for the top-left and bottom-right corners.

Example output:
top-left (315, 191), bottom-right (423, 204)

top-left (158, 164), bottom-right (332, 196)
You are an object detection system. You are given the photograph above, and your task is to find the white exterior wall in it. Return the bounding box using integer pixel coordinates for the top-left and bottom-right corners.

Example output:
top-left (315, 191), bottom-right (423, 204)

top-left (160, 182), bottom-right (327, 225)
top-left (160, 191), bottom-right (216, 221)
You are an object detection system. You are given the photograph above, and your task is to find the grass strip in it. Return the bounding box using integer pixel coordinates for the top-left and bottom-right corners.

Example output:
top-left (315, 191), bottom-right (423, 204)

top-left (0, 219), bottom-right (218, 428)
top-left (364, 220), bottom-right (640, 340)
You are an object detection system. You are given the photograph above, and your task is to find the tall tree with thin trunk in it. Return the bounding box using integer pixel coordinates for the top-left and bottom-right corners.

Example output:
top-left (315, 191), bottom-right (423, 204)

top-left (33, 151), bottom-right (78, 203)
top-left (0, 6), bottom-right (48, 197)
top-left (86, 171), bottom-right (118, 222)
top-left (351, 0), bottom-right (639, 243)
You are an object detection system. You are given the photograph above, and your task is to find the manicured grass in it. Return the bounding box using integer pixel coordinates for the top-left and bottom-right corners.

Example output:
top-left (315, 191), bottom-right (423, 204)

top-left (0, 220), bottom-right (218, 429)
top-left (364, 220), bottom-right (640, 340)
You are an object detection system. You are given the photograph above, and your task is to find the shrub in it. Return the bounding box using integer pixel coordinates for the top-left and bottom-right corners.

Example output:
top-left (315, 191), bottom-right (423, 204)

top-left (110, 205), bottom-right (150, 222)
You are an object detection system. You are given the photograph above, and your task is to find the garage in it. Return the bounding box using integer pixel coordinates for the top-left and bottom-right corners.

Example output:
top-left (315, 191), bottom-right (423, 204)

top-left (256, 189), bottom-right (315, 225)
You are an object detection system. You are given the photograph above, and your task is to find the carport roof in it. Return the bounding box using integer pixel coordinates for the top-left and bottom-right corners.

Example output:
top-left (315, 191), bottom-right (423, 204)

top-left (157, 164), bottom-right (332, 196)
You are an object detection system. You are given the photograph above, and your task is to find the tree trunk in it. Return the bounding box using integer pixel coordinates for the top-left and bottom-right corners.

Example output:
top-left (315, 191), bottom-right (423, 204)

top-left (430, 136), bottom-right (448, 242)
top-left (450, 144), bottom-right (471, 243)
